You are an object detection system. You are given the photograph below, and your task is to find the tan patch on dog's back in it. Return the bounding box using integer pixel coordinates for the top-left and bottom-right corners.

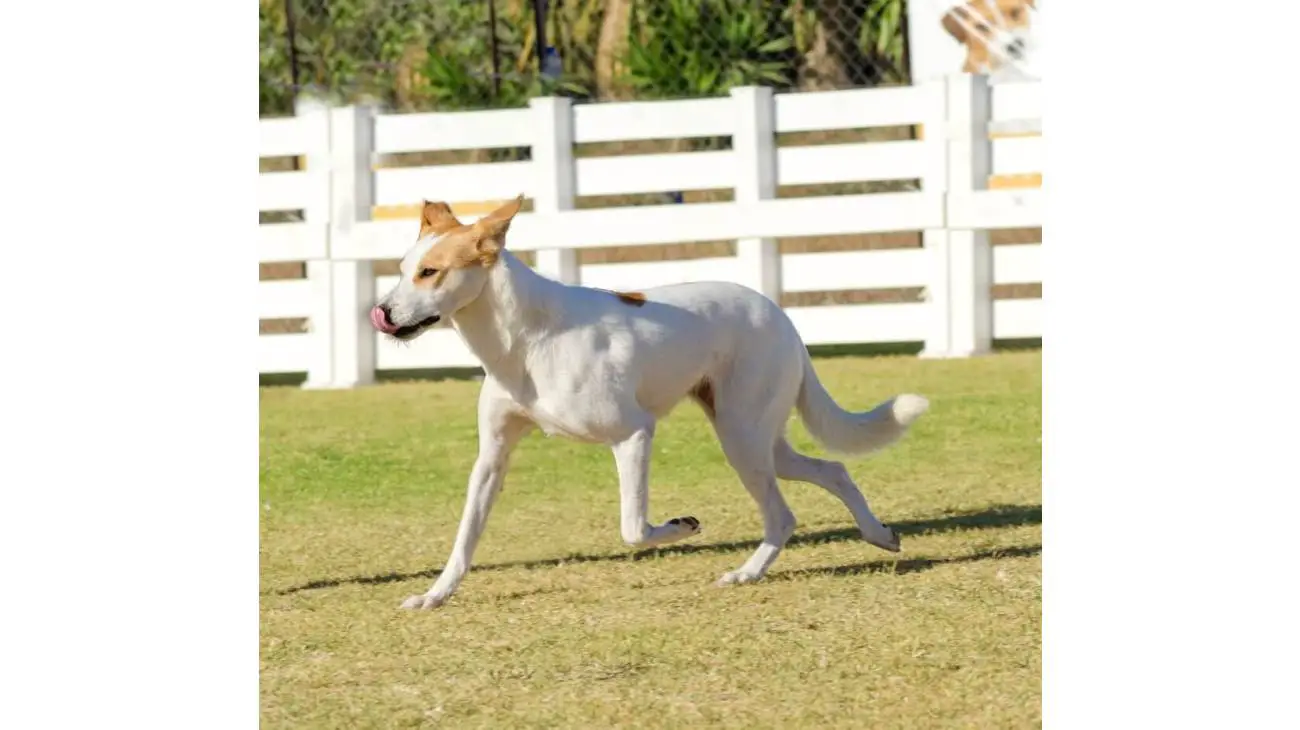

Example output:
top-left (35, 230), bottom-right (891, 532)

top-left (595, 289), bottom-right (648, 306)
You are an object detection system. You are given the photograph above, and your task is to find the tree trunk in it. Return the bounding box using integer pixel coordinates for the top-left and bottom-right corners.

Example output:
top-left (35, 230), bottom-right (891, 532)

top-left (797, 0), bottom-right (860, 91)
top-left (595, 0), bottom-right (633, 100)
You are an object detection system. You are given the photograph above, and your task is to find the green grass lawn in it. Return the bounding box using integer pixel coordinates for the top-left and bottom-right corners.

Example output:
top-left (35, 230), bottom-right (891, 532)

top-left (260, 350), bottom-right (1042, 729)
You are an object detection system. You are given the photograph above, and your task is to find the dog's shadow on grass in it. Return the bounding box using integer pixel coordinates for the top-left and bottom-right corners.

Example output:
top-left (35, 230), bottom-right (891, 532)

top-left (771, 543), bottom-right (1041, 581)
top-left (272, 503), bottom-right (1041, 595)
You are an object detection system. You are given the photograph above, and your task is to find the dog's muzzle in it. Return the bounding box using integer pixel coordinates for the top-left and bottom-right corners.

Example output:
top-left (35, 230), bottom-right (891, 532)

top-left (370, 305), bottom-right (439, 338)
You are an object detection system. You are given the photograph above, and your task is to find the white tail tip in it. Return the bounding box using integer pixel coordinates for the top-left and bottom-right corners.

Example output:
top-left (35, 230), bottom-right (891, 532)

top-left (891, 394), bottom-right (929, 426)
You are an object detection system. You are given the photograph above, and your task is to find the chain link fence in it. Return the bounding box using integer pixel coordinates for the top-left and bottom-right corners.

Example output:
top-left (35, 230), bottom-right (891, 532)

top-left (259, 0), bottom-right (912, 117)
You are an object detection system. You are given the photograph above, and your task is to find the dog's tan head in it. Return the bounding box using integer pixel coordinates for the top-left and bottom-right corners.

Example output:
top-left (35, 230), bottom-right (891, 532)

top-left (941, 0), bottom-right (1035, 74)
top-left (370, 195), bottom-right (523, 340)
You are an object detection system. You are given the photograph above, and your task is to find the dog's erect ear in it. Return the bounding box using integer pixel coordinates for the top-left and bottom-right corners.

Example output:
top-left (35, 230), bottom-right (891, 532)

top-left (471, 194), bottom-right (525, 264)
top-left (941, 6), bottom-right (971, 43)
top-left (419, 200), bottom-right (463, 237)
top-left (476, 194), bottom-right (524, 237)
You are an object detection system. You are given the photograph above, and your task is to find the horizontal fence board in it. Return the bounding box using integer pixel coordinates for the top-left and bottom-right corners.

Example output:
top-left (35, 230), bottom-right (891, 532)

top-left (259, 116), bottom-right (324, 158)
top-left (992, 137), bottom-right (1042, 176)
top-left (993, 298), bottom-right (1042, 339)
top-left (787, 303), bottom-right (928, 345)
top-left (513, 193), bottom-right (944, 250)
top-left (784, 249), bottom-right (928, 293)
top-left (258, 171), bottom-right (315, 212)
top-left (992, 81), bottom-right (1042, 122)
top-left (948, 189), bottom-right (1043, 229)
top-left (573, 97), bottom-right (734, 143)
top-left (576, 150), bottom-right (734, 197)
top-left (342, 193), bottom-right (943, 260)
top-left (258, 279), bottom-right (314, 320)
top-left (775, 86), bottom-right (937, 133)
top-left (993, 243), bottom-right (1041, 285)
top-left (988, 118), bottom-right (1041, 136)
top-left (349, 218), bottom-right (428, 259)
top-left (580, 258), bottom-right (742, 291)
top-left (259, 223), bottom-right (327, 263)
top-left (259, 333), bottom-right (313, 374)
top-left (371, 144), bottom-right (935, 202)
top-left (374, 327), bottom-right (482, 370)
top-left (374, 161), bottom-right (534, 207)
top-left (585, 250), bottom-right (934, 295)
top-left (524, 193), bottom-right (942, 251)
top-left (779, 141), bottom-right (926, 186)
top-left (374, 108), bottom-right (534, 154)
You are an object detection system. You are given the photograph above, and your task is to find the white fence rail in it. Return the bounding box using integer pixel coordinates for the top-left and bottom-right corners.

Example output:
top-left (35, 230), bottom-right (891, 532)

top-left (259, 74), bottom-right (1042, 387)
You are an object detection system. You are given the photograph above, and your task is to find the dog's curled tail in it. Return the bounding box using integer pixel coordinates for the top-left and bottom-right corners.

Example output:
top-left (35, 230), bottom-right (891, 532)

top-left (795, 351), bottom-right (929, 455)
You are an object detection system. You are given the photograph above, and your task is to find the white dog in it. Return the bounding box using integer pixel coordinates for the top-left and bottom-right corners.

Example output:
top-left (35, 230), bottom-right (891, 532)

top-left (371, 196), bottom-right (929, 610)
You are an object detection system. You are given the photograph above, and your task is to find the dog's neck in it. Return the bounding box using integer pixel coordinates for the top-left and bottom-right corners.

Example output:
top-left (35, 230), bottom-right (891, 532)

top-left (449, 251), bottom-right (565, 379)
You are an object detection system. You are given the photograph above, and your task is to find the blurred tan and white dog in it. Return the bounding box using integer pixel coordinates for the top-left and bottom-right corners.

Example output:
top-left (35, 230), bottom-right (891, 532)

top-left (941, 0), bottom-right (1038, 81)
top-left (370, 196), bottom-right (929, 610)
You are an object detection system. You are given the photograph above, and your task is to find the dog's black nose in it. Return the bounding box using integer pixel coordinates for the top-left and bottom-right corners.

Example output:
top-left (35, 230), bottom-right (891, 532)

top-left (378, 305), bottom-right (394, 327)
top-left (1006, 40), bottom-right (1025, 57)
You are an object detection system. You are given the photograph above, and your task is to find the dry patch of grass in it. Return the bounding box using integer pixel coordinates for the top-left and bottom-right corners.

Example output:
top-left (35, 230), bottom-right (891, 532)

top-left (260, 351), bottom-right (1041, 728)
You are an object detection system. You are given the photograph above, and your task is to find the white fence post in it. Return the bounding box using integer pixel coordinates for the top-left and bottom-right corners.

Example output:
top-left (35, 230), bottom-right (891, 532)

top-left (529, 96), bottom-right (578, 284)
top-left (731, 86), bottom-right (781, 302)
top-left (919, 76), bottom-right (954, 358)
top-left (291, 96), bottom-right (335, 387)
top-left (305, 103), bottom-right (378, 389)
top-left (923, 74), bottom-right (993, 358)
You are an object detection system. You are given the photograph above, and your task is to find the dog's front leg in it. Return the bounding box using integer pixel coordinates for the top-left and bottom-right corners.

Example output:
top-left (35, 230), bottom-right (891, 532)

top-left (400, 408), bottom-right (531, 611)
top-left (612, 421), bottom-right (702, 548)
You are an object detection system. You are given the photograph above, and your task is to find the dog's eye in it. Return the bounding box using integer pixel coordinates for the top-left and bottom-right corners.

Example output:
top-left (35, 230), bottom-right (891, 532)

top-left (419, 267), bottom-right (438, 278)
top-left (1009, 8), bottom-right (1022, 20)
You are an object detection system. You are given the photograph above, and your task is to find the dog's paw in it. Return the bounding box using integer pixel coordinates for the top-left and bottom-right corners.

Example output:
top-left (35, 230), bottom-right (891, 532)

top-left (400, 593), bottom-right (447, 611)
top-left (666, 515), bottom-right (701, 536)
top-left (864, 524), bottom-right (902, 553)
top-left (715, 570), bottom-right (762, 587)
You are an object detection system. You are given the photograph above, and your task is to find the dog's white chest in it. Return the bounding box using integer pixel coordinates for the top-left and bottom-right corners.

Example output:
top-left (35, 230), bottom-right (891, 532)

top-left (514, 387), bottom-right (642, 444)
top-left (530, 413), bottom-right (606, 443)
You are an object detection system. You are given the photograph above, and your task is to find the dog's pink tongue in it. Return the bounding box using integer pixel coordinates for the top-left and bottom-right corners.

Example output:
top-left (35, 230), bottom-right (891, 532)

top-left (369, 306), bottom-right (399, 334)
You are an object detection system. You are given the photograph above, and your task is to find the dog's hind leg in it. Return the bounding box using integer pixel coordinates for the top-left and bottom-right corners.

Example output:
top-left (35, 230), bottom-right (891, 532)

top-left (612, 416), bottom-right (702, 549)
top-left (712, 416), bottom-right (798, 586)
top-left (773, 438), bottom-right (900, 552)
top-left (400, 388), bottom-right (533, 611)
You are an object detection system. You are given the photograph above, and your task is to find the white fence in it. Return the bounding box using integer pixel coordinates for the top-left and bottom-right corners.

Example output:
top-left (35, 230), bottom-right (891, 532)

top-left (259, 74), bottom-right (1042, 388)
